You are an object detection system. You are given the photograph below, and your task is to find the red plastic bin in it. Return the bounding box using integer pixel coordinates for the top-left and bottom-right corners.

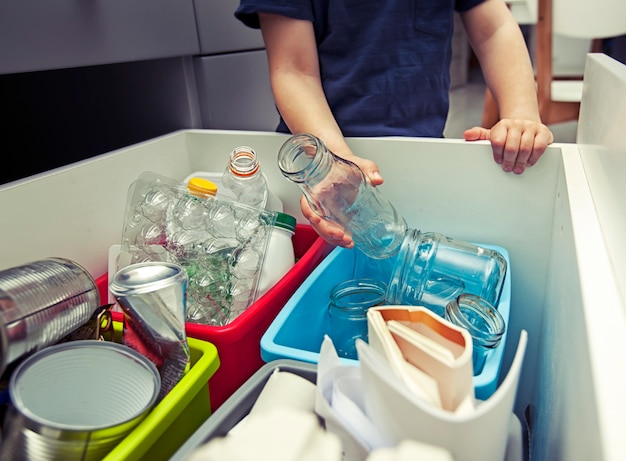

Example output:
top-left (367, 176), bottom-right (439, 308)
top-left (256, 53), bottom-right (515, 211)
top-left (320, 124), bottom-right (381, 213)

top-left (96, 224), bottom-right (332, 410)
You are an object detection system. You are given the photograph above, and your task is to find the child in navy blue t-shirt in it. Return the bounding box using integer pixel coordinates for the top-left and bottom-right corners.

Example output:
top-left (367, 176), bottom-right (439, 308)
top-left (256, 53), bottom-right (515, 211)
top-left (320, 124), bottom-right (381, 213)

top-left (236, 0), bottom-right (553, 248)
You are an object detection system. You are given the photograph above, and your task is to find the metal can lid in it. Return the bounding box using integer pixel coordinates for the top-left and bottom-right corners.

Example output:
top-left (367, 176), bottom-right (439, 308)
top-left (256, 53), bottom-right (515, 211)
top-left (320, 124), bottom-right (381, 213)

top-left (9, 340), bottom-right (160, 432)
top-left (109, 262), bottom-right (187, 297)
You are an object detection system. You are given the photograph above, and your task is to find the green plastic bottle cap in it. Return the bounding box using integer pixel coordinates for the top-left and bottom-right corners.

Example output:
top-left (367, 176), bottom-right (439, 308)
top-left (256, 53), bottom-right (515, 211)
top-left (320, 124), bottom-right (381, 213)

top-left (274, 212), bottom-right (297, 233)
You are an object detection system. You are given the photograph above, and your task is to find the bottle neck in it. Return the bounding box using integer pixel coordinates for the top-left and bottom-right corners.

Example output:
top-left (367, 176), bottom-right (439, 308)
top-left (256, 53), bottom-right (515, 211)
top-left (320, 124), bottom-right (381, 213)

top-left (277, 133), bottom-right (334, 185)
top-left (228, 146), bottom-right (261, 178)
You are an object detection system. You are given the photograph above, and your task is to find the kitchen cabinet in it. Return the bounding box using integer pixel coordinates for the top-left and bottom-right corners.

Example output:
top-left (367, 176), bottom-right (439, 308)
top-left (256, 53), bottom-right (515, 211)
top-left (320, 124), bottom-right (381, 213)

top-left (0, 57), bottom-right (201, 184)
top-left (0, 0), bottom-right (199, 75)
top-left (194, 51), bottom-right (278, 131)
top-left (0, 0), bottom-right (277, 184)
top-left (192, 0), bottom-right (278, 130)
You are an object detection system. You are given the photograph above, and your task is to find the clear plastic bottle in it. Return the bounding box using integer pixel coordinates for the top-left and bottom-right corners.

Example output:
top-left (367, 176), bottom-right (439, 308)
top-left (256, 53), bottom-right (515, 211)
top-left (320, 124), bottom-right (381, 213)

top-left (184, 171), bottom-right (284, 212)
top-left (277, 133), bottom-right (407, 260)
top-left (168, 178), bottom-right (219, 247)
top-left (222, 146), bottom-right (269, 210)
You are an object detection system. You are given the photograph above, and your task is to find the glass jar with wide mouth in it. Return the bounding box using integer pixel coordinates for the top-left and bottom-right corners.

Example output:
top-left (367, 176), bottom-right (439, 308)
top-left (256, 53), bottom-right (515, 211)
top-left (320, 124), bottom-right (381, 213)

top-left (328, 278), bottom-right (388, 359)
top-left (386, 229), bottom-right (508, 317)
top-left (445, 293), bottom-right (506, 375)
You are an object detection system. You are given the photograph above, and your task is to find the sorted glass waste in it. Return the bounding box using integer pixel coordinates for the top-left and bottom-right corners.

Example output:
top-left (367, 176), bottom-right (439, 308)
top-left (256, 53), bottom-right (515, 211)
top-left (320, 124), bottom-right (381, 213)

top-left (277, 134), bottom-right (507, 316)
top-left (386, 229), bottom-right (508, 317)
top-left (118, 171), bottom-right (277, 326)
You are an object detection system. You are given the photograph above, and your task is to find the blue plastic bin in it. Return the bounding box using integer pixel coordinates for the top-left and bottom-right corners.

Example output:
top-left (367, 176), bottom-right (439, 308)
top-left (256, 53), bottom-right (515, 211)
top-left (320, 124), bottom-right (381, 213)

top-left (261, 244), bottom-right (512, 400)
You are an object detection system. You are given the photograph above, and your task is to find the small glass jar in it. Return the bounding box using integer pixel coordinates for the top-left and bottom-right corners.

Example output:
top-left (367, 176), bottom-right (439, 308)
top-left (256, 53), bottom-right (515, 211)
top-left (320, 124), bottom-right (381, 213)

top-left (386, 229), bottom-right (508, 317)
top-left (328, 278), bottom-right (387, 359)
top-left (445, 293), bottom-right (506, 375)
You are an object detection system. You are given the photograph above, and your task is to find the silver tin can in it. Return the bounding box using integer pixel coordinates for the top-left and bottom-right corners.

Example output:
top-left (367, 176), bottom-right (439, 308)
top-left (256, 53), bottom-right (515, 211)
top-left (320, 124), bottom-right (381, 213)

top-left (1, 340), bottom-right (160, 461)
top-left (109, 261), bottom-right (190, 400)
top-left (0, 257), bottom-right (101, 375)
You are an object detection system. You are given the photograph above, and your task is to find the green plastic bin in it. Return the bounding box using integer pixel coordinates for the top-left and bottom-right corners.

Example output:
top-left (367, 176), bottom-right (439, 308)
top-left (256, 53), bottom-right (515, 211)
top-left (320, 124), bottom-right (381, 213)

top-left (103, 322), bottom-right (220, 461)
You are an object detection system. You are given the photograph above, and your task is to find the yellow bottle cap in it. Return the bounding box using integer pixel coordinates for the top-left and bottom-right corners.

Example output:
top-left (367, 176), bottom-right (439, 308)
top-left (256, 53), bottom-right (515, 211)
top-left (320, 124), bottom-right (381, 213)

top-left (187, 177), bottom-right (218, 197)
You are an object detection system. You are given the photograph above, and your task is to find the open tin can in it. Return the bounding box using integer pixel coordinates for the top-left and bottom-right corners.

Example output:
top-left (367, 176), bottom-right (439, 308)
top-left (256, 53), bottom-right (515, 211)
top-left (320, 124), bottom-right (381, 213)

top-left (0, 341), bottom-right (161, 460)
top-left (0, 257), bottom-right (101, 376)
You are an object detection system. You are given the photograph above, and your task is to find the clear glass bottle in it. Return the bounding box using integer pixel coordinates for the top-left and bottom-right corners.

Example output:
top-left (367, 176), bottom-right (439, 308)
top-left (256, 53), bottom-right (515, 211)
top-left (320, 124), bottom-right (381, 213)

top-left (222, 146), bottom-right (268, 210)
top-left (328, 278), bottom-right (387, 359)
top-left (386, 229), bottom-right (508, 318)
top-left (445, 293), bottom-right (506, 375)
top-left (277, 133), bottom-right (407, 260)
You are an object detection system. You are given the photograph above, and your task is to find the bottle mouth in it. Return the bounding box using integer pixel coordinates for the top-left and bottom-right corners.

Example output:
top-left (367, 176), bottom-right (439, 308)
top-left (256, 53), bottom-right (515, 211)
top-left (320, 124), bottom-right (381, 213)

top-left (277, 134), bottom-right (319, 178)
top-left (229, 147), bottom-right (260, 176)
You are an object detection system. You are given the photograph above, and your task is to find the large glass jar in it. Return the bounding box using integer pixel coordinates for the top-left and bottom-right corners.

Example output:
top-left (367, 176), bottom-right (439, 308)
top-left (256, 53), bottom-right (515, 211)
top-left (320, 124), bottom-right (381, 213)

top-left (386, 229), bottom-right (508, 317)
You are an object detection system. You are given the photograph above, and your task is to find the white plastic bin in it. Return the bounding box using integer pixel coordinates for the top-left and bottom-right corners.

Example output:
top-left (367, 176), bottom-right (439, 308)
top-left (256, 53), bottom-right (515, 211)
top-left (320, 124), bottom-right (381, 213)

top-left (0, 54), bottom-right (624, 461)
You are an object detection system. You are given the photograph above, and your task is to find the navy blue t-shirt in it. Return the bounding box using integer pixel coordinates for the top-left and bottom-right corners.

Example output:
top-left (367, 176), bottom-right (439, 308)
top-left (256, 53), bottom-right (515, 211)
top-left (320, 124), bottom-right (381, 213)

top-left (235, 0), bottom-right (484, 138)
